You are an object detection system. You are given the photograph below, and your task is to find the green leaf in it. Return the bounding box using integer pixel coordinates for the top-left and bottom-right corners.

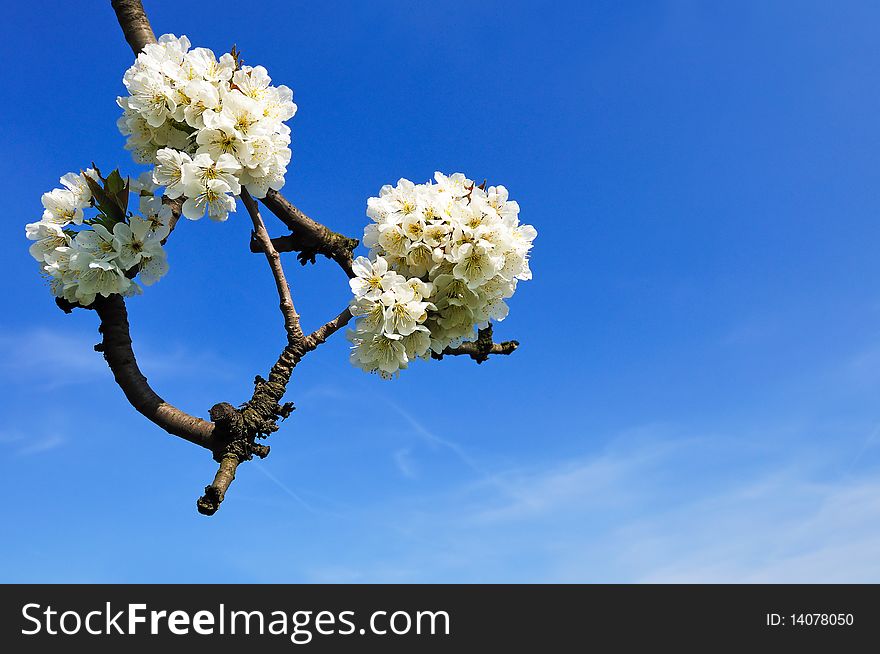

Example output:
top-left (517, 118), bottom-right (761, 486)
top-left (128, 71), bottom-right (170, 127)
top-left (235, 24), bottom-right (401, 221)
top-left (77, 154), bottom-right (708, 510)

top-left (83, 173), bottom-right (114, 218)
top-left (105, 169), bottom-right (125, 195)
top-left (108, 170), bottom-right (131, 221)
top-left (82, 171), bottom-right (105, 201)
top-left (79, 166), bottom-right (131, 227)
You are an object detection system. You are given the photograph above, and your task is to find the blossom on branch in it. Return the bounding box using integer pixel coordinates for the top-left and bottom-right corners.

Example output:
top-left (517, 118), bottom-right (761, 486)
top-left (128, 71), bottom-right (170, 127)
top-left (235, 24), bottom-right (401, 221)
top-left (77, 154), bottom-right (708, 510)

top-left (347, 173), bottom-right (536, 377)
top-left (25, 168), bottom-right (171, 306)
top-left (117, 34), bottom-right (297, 220)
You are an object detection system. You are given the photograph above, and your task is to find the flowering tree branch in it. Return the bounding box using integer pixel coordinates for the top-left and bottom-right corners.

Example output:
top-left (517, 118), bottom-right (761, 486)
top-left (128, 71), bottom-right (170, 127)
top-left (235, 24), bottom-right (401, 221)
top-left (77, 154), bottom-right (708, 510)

top-left (196, 191), bottom-right (360, 513)
top-left (259, 190), bottom-right (359, 278)
top-left (30, 0), bottom-right (530, 515)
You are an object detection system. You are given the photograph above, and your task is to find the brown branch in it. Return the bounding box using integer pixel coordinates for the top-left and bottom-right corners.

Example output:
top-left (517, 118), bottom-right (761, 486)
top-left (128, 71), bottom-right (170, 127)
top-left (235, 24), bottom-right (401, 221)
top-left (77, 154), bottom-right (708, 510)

top-left (259, 189), bottom-right (358, 278)
top-left (160, 196), bottom-right (182, 241)
top-left (433, 324), bottom-right (519, 364)
top-left (111, 2), bottom-right (181, 241)
top-left (110, 0), bottom-right (317, 514)
top-left (305, 307), bottom-right (353, 350)
top-left (195, 452), bottom-right (239, 515)
top-left (194, 189), bottom-right (317, 514)
top-left (111, 0), bottom-right (157, 54)
top-left (86, 294), bottom-right (216, 448)
top-left (241, 188), bottom-right (304, 343)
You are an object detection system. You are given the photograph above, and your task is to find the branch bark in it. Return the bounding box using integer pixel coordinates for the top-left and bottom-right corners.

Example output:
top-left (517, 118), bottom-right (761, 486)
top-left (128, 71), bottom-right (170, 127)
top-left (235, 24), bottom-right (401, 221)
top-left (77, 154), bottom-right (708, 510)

top-left (433, 324), bottom-right (519, 364)
top-left (195, 452), bottom-right (239, 515)
top-left (241, 188), bottom-right (304, 343)
top-left (259, 189), bottom-right (358, 278)
top-left (90, 294), bottom-right (216, 448)
top-left (111, 0), bottom-right (157, 53)
top-left (194, 190), bottom-right (312, 514)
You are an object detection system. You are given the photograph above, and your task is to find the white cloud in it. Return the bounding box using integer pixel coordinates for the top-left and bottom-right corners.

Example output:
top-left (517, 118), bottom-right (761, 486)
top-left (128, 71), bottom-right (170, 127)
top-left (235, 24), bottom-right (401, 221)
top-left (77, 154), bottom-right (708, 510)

top-left (303, 423), bottom-right (880, 582)
top-left (393, 448), bottom-right (418, 479)
top-left (626, 473), bottom-right (880, 582)
top-left (0, 429), bottom-right (66, 457)
top-left (0, 324), bottom-right (236, 390)
top-left (17, 434), bottom-right (66, 457)
top-left (0, 327), bottom-right (104, 386)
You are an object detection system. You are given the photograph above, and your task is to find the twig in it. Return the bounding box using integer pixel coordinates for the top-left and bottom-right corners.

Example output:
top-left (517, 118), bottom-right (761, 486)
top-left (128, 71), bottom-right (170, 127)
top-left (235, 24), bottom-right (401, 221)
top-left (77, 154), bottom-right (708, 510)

top-left (240, 188), bottom-right (304, 343)
top-left (433, 324), bottom-right (519, 364)
top-left (305, 307), bottom-right (353, 350)
top-left (260, 189), bottom-right (358, 278)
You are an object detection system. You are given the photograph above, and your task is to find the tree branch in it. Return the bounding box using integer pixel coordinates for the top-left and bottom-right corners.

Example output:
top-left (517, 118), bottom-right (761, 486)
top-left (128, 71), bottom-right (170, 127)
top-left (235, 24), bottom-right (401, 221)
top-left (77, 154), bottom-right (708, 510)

top-left (111, 0), bottom-right (157, 53)
top-left (259, 189), bottom-right (358, 278)
top-left (160, 196), bottom-right (182, 242)
top-left (305, 307), bottom-right (353, 350)
top-left (433, 324), bottom-right (519, 364)
top-left (85, 294), bottom-right (216, 448)
top-left (192, 189), bottom-right (314, 514)
top-left (196, 452), bottom-right (239, 515)
top-left (241, 188), bottom-right (304, 343)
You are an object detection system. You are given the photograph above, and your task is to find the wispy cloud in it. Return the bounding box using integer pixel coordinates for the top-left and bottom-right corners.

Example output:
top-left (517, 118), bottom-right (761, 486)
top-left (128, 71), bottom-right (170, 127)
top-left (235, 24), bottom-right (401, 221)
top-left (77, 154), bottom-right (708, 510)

top-left (0, 429), bottom-right (66, 457)
top-left (393, 448), bottom-right (418, 479)
top-left (17, 434), bottom-right (66, 457)
top-left (292, 419), bottom-right (880, 582)
top-left (0, 325), bottom-right (236, 390)
top-left (251, 461), bottom-right (322, 515)
top-left (382, 398), bottom-right (506, 486)
top-left (0, 328), bottom-right (104, 387)
top-left (627, 473), bottom-right (880, 582)
top-left (465, 440), bottom-right (673, 524)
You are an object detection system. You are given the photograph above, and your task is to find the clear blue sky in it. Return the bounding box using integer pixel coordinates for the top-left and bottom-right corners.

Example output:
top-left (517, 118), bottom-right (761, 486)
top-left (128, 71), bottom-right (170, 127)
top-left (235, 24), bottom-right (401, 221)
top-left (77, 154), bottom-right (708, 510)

top-left (2, 0), bottom-right (880, 582)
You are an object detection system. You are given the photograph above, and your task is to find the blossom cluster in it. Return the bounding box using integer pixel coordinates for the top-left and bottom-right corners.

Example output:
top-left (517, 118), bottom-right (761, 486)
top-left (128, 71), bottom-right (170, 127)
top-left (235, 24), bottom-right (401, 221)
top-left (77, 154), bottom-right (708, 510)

top-left (347, 172), bottom-right (536, 377)
top-left (117, 34), bottom-right (297, 221)
top-left (26, 170), bottom-right (171, 306)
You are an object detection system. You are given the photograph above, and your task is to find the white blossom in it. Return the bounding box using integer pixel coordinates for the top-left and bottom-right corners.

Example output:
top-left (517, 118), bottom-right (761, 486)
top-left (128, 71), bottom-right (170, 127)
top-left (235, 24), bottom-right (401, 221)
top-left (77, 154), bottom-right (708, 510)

top-left (26, 221), bottom-right (70, 262)
top-left (181, 153), bottom-right (242, 196)
top-left (27, 168), bottom-right (173, 306)
top-left (41, 188), bottom-right (84, 226)
top-left (348, 173), bottom-right (536, 377)
top-left (77, 260), bottom-right (131, 300)
top-left (117, 34), bottom-right (298, 223)
top-left (181, 178), bottom-right (236, 221)
top-left (113, 216), bottom-right (167, 271)
top-left (350, 255), bottom-right (402, 300)
top-left (60, 169), bottom-right (96, 207)
top-left (153, 148), bottom-right (192, 199)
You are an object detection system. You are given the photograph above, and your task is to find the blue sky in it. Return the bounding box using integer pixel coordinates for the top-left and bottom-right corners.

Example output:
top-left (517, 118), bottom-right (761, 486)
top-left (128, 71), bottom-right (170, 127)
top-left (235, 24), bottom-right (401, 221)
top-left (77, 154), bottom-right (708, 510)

top-left (2, 0), bottom-right (880, 582)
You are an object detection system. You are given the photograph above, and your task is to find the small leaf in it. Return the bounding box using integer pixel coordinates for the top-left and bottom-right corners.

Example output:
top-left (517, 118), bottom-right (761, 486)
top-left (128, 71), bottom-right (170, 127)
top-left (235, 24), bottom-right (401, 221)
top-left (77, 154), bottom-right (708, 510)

top-left (83, 173), bottom-right (115, 219)
top-left (90, 163), bottom-right (105, 183)
top-left (115, 175), bottom-right (131, 218)
top-left (105, 169), bottom-right (125, 195)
